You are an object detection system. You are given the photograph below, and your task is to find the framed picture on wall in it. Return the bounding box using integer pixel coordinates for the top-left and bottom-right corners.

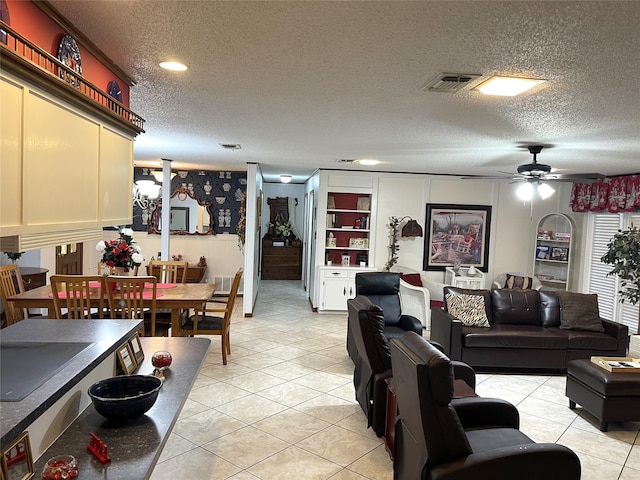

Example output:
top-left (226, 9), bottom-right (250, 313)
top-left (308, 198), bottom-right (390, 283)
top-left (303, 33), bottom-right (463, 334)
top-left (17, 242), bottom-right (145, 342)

top-left (423, 203), bottom-right (492, 271)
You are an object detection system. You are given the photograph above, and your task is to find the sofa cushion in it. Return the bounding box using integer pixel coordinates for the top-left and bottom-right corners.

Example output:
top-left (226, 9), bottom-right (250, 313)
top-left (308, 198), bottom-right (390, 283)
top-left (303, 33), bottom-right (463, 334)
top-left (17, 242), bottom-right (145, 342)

top-left (539, 291), bottom-right (561, 327)
top-left (548, 327), bottom-right (619, 351)
top-left (491, 289), bottom-right (542, 326)
top-left (504, 274), bottom-right (533, 289)
top-left (462, 324), bottom-right (568, 349)
top-left (445, 293), bottom-right (490, 328)
top-left (400, 273), bottom-right (423, 287)
top-left (557, 291), bottom-right (604, 332)
top-left (444, 287), bottom-right (492, 320)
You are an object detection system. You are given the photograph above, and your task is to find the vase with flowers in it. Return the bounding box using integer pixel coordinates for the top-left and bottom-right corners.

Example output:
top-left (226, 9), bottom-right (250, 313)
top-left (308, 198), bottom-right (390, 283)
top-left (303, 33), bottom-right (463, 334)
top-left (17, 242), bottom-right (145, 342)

top-left (96, 228), bottom-right (144, 274)
top-left (275, 221), bottom-right (293, 245)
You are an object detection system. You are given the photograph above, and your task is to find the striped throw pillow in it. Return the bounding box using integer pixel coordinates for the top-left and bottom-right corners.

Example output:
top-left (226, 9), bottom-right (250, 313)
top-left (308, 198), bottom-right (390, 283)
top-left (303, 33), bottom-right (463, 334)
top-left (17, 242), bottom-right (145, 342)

top-left (445, 293), bottom-right (491, 328)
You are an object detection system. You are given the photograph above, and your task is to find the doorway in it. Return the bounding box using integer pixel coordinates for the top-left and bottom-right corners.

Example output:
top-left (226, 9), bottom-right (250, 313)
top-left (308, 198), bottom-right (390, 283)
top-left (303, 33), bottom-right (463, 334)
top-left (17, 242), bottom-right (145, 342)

top-left (56, 243), bottom-right (83, 274)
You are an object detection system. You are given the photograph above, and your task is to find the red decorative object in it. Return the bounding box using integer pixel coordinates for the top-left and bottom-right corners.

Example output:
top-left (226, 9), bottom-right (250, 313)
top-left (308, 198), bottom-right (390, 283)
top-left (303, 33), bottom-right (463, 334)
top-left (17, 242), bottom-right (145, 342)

top-left (41, 455), bottom-right (79, 479)
top-left (151, 350), bottom-right (172, 369)
top-left (87, 432), bottom-right (111, 464)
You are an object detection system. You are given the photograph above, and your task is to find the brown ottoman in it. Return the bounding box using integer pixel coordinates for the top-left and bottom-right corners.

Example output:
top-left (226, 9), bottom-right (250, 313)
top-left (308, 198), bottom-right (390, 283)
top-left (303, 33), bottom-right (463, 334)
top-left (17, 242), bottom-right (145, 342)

top-left (566, 359), bottom-right (640, 431)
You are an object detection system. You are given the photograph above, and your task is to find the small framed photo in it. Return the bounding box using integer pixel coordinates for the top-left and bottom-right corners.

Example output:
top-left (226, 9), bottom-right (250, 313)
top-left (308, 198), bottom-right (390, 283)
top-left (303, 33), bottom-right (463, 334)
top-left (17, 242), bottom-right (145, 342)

top-left (356, 196), bottom-right (371, 211)
top-left (535, 245), bottom-right (550, 259)
top-left (349, 238), bottom-right (368, 249)
top-left (116, 343), bottom-right (138, 375)
top-left (1, 431), bottom-right (34, 480)
top-left (128, 333), bottom-right (145, 365)
top-left (550, 247), bottom-right (569, 262)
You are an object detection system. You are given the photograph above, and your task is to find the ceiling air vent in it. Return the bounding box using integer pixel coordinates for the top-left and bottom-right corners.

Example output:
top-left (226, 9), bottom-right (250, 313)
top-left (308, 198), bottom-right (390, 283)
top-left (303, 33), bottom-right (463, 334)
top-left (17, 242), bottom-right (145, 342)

top-left (422, 73), bottom-right (482, 93)
top-left (336, 159), bottom-right (356, 163)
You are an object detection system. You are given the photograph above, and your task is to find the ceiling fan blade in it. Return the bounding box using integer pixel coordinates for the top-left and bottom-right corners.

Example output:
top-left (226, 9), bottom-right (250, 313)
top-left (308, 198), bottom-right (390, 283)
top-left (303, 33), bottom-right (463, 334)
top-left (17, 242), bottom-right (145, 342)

top-left (460, 175), bottom-right (518, 181)
top-left (552, 173), bottom-right (605, 180)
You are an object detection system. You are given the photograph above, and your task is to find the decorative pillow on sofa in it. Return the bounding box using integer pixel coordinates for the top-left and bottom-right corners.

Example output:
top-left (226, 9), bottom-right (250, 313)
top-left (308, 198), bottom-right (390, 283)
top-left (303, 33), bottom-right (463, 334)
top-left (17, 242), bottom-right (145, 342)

top-left (399, 273), bottom-right (423, 287)
top-left (445, 293), bottom-right (491, 328)
top-left (556, 291), bottom-right (604, 332)
top-left (504, 274), bottom-right (533, 289)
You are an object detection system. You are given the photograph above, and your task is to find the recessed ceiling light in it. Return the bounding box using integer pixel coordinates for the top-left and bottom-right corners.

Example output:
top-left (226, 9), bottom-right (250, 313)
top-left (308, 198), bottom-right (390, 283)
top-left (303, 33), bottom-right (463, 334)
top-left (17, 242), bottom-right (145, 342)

top-left (280, 175), bottom-right (292, 183)
top-left (476, 76), bottom-right (546, 96)
top-left (356, 159), bottom-right (381, 166)
top-left (159, 61), bottom-right (188, 71)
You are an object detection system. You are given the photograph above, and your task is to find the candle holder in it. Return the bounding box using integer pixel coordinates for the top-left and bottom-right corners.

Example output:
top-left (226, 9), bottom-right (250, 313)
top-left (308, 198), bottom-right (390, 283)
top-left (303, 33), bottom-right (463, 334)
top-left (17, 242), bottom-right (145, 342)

top-left (41, 455), bottom-right (78, 480)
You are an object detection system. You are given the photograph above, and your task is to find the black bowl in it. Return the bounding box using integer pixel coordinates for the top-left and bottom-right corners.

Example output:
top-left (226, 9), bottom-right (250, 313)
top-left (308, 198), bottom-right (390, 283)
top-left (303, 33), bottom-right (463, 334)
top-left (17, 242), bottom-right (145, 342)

top-left (88, 375), bottom-right (162, 420)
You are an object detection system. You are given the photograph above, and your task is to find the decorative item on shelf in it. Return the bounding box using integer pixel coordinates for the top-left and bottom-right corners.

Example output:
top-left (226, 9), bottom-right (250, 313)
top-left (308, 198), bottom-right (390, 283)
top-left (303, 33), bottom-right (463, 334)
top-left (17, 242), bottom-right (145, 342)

top-left (171, 253), bottom-right (184, 261)
top-left (356, 197), bottom-right (371, 211)
top-left (537, 230), bottom-right (553, 240)
top-left (536, 245), bottom-right (550, 259)
top-left (96, 228), bottom-right (143, 273)
top-left (452, 259), bottom-right (462, 276)
top-left (384, 216), bottom-right (424, 271)
top-left (357, 252), bottom-right (368, 267)
top-left (327, 195), bottom-right (335, 209)
top-left (107, 80), bottom-right (122, 102)
top-left (41, 455), bottom-right (78, 480)
top-left (349, 238), bottom-right (368, 249)
top-left (341, 252), bottom-right (350, 266)
top-left (327, 233), bottom-right (336, 247)
top-left (467, 265), bottom-right (478, 276)
top-left (197, 256), bottom-right (207, 267)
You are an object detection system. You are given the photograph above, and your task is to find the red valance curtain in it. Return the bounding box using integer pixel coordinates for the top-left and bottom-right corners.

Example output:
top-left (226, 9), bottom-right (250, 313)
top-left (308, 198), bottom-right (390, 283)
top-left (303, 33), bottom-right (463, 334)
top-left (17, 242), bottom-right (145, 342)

top-left (570, 175), bottom-right (640, 213)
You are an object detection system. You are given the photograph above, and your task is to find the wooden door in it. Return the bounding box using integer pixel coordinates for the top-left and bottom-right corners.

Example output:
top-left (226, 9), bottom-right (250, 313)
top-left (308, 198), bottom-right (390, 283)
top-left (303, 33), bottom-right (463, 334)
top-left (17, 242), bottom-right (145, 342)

top-left (56, 243), bottom-right (83, 274)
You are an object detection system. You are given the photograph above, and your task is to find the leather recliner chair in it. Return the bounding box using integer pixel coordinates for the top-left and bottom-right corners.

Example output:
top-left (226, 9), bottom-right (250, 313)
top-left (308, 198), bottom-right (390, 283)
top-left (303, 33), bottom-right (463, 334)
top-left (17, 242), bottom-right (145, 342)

top-left (390, 332), bottom-right (581, 480)
top-left (348, 296), bottom-right (477, 438)
top-left (347, 272), bottom-right (423, 362)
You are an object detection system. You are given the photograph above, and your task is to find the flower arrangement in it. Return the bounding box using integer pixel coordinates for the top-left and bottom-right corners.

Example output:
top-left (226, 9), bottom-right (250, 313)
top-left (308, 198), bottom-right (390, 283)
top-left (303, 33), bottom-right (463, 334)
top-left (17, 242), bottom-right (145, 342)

top-left (4, 251), bottom-right (24, 263)
top-left (276, 221), bottom-right (292, 238)
top-left (96, 228), bottom-right (143, 272)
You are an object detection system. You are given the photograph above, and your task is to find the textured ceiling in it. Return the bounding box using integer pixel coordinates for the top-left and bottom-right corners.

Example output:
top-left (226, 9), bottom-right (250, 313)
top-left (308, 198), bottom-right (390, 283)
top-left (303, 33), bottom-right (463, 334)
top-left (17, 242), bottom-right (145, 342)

top-left (48, 0), bottom-right (640, 182)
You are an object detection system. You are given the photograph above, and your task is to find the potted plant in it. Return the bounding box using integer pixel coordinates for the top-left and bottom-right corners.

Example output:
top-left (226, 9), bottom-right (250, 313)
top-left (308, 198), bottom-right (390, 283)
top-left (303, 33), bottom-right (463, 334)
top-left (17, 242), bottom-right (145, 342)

top-left (601, 224), bottom-right (640, 337)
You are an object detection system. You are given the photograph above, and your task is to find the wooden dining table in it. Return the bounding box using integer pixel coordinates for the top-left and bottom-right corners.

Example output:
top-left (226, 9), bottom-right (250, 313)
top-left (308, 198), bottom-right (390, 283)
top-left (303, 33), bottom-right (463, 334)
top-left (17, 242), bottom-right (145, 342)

top-left (6, 282), bottom-right (216, 337)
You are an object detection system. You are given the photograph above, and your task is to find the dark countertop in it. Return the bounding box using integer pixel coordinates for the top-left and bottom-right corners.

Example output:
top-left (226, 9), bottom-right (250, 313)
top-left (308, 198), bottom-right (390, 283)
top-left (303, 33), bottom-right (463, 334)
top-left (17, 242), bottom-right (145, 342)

top-left (32, 336), bottom-right (211, 480)
top-left (0, 318), bottom-right (142, 450)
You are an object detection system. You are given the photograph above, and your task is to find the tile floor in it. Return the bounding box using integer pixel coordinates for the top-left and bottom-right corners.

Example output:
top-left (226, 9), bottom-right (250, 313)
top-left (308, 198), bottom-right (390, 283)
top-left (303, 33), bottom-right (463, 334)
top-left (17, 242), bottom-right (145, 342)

top-left (151, 280), bottom-right (640, 480)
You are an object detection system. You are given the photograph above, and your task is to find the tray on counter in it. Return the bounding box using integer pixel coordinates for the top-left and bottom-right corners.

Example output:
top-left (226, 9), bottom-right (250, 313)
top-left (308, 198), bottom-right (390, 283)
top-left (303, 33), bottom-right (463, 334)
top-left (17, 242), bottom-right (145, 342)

top-left (591, 356), bottom-right (640, 373)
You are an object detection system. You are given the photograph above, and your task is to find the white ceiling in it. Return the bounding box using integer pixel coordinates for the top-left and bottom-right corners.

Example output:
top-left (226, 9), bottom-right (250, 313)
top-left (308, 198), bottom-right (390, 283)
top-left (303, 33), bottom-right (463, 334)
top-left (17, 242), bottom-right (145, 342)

top-left (49, 0), bottom-right (639, 183)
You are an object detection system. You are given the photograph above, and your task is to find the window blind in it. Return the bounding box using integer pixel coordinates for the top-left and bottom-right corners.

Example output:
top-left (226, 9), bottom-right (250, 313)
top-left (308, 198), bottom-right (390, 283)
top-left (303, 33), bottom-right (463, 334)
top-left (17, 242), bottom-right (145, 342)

top-left (588, 213), bottom-right (640, 334)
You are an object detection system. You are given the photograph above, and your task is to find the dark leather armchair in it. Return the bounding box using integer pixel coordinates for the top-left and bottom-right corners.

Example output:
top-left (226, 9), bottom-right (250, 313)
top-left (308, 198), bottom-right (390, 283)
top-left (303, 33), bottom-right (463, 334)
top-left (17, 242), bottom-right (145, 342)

top-left (348, 272), bottom-right (422, 361)
top-left (390, 332), bottom-right (581, 480)
top-left (347, 296), bottom-right (477, 438)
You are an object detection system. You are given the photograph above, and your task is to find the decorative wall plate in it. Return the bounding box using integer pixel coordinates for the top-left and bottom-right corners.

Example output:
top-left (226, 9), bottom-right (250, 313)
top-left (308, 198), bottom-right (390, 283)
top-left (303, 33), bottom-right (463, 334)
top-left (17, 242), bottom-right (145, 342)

top-left (107, 80), bottom-right (122, 101)
top-left (57, 34), bottom-right (82, 77)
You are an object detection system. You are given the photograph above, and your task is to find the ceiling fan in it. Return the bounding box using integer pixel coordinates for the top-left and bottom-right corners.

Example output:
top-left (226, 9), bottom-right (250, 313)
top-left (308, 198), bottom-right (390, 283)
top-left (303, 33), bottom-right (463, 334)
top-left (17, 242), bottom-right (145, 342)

top-left (462, 145), bottom-right (605, 200)
top-left (465, 145), bottom-right (604, 183)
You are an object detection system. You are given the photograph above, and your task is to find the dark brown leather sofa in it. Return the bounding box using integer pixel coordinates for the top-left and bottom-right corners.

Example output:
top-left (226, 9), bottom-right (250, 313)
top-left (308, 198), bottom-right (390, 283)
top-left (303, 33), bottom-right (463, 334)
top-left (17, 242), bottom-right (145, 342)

top-left (431, 287), bottom-right (628, 371)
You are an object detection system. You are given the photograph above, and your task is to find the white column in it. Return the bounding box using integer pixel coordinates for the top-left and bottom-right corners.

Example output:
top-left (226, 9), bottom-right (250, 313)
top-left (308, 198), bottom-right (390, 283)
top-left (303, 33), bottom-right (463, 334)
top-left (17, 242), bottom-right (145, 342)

top-left (161, 158), bottom-right (172, 260)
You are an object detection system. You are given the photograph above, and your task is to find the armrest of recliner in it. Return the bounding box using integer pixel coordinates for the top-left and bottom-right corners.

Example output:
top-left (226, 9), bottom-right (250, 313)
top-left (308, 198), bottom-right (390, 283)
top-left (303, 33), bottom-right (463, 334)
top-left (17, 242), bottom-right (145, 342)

top-left (430, 309), bottom-right (463, 360)
top-left (451, 397), bottom-right (520, 429)
top-left (398, 314), bottom-right (423, 335)
top-left (431, 443), bottom-right (581, 480)
top-left (451, 361), bottom-right (476, 390)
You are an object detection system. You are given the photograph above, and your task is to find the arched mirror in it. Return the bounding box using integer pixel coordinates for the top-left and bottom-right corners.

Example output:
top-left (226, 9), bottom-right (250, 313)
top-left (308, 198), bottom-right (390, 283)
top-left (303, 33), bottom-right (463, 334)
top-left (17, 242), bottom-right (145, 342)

top-left (149, 187), bottom-right (215, 235)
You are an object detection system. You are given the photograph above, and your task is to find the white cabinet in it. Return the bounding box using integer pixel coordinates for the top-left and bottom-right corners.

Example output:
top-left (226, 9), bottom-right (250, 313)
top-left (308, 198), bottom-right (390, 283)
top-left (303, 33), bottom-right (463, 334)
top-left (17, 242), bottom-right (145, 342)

top-left (533, 213), bottom-right (574, 291)
top-left (318, 266), bottom-right (376, 311)
top-left (445, 267), bottom-right (485, 289)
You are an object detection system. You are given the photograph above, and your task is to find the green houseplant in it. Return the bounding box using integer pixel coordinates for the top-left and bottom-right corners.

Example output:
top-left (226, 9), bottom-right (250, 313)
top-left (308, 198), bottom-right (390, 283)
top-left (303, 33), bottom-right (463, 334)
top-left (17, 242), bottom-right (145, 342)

top-left (601, 224), bottom-right (640, 330)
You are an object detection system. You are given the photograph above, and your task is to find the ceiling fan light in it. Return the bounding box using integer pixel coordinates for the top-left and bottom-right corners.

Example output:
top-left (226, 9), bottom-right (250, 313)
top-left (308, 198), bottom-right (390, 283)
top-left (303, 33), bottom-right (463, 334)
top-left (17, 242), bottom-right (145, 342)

top-left (516, 182), bottom-right (534, 201)
top-left (537, 182), bottom-right (555, 200)
top-left (476, 76), bottom-right (546, 96)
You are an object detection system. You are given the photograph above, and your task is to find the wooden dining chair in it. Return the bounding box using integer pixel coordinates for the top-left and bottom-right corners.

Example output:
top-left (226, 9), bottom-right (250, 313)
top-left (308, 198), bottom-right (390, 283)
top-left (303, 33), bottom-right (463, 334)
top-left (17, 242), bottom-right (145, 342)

top-left (50, 275), bottom-right (107, 319)
top-left (148, 260), bottom-right (188, 284)
top-left (106, 275), bottom-right (157, 336)
top-left (0, 264), bottom-right (28, 327)
top-left (181, 268), bottom-right (243, 365)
